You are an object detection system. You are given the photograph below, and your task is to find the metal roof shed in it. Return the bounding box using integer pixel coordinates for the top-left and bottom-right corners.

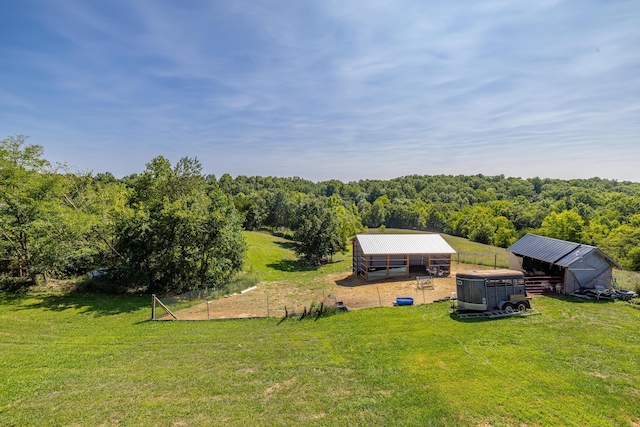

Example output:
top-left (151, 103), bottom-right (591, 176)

top-left (352, 234), bottom-right (456, 281)
top-left (507, 234), bottom-right (621, 294)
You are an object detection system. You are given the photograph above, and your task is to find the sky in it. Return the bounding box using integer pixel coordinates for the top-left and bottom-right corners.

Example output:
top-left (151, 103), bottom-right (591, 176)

top-left (1, 0), bottom-right (639, 183)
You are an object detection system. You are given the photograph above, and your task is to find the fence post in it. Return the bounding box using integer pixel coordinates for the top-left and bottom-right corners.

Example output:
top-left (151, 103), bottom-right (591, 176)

top-left (151, 294), bottom-right (156, 320)
top-left (377, 285), bottom-right (382, 307)
top-left (494, 254), bottom-right (497, 269)
top-left (267, 293), bottom-right (270, 317)
top-left (207, 300), bottom-right (210, 320)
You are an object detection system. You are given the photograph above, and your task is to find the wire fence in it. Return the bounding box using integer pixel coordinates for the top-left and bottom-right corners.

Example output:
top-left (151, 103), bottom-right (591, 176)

top-left (150, 253), bottom-right (514, 321)
top-left (455, 250), bottom-right (509, 269)
top-left (152, 276), bottom-right (457, 321)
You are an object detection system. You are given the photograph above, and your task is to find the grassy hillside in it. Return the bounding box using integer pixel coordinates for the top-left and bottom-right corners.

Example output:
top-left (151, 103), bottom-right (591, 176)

top-left (243, 231), bottom-right (351, 283)
top-left (2, 231), bottom-right (639, 426)
top-left (241, 229), bottom-right (510, 285)
top-left (1, 292), bottom-right (639, 426)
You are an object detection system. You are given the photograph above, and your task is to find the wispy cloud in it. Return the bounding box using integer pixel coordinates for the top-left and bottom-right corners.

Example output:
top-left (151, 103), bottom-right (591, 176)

top-left (0, 0), bottom-right (639, 181)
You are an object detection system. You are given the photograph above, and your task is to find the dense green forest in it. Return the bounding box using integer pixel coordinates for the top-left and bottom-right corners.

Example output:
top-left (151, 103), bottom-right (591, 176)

top-left (2, 135), bottom-right (640, 292)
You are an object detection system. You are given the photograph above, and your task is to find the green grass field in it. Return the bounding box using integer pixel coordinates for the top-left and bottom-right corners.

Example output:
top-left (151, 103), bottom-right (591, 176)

top-left (243, 231), bottom-right (350, 283)
top-left (2, 230), bottom-right (640, 426)
top-left (2, 294), bottom-right (640, 426)
top-left (242, 229), bottom-right (510, 285)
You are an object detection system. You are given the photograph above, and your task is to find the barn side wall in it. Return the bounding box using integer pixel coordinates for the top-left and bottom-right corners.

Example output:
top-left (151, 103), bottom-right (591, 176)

top-left (352, 240), bottom-right (367, 278)
top-left (565, 252), bottom-right (613, 294)
top-left (509, 253), bottom-right (523, 271)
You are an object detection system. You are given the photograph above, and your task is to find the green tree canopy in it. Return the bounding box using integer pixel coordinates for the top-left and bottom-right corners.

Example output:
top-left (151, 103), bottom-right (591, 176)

top-left (292, 198), bottom-right (345, 265)
top-left (537, 210), bottom-right (585, 242)
top-left (110, 156), bottom-right (246, 293)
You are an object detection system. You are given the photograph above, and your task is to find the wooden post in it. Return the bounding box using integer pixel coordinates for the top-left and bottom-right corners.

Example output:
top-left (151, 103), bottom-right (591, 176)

top-left (365, 255), bottom-right (369, 281)
top-left (377, 285), bottom-right (382, 307)
top-left (267, 293), bottom-right (270, 317)
top-left (207, 300), bottom-right (210, 320)
top-left (386, 254), bottom-right (390, 277)
top-left (153, 295), bottom-right (178, 320)
top-left (151, 294), bottom-right (156, 320)
top-left (406, 254), bottom-right (409, 276)
top-left (494, 254), bottom-right (497, 269)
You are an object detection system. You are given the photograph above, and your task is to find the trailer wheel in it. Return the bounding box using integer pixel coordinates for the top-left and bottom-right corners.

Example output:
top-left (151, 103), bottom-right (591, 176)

top-left (503, 303), bottom-right (514, 312)
top-left (516, 302), bottom-right (528, 312)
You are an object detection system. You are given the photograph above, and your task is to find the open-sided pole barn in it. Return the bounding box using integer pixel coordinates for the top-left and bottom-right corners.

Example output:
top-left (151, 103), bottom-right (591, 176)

top-left (352, 234), bottom-right (456, 281)
top-left (507, 234), bottom-right (621, 295)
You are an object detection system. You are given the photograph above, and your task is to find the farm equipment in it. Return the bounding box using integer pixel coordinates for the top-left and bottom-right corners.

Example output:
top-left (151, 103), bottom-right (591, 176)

top-left (571, 288), bottom-right (638, 301)
top-left (454, 269), bottom-right (531, 314)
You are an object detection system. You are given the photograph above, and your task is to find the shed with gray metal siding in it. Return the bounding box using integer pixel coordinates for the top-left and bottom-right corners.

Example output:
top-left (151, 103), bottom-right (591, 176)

top-left (507, 234), bottom-right (621, 294)
top-left (352, 234), bottom-right (456, 281)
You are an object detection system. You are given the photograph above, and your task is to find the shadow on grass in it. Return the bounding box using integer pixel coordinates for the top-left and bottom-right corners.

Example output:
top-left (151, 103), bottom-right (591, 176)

top-left (267, 258), bottom-right (345, 273)
top-left (4, 292), bottom-right (149, 317)
top-left (266, 259), bottom-right (314, 272)
top-left (273, 240), bottom-right (298, 251)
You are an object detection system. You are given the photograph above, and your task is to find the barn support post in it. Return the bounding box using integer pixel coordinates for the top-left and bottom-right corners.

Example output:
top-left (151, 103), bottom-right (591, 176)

top-left (366, 255), bottom-right (369, 281)
top-left (406, 254), bottom-right (409, 276)
top-left (386, 254), bottom-right (390, 277)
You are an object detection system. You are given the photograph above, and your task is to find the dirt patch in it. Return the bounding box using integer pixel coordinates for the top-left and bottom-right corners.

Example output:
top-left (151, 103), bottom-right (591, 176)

top-left (165, 263), bottom-right (495, 320)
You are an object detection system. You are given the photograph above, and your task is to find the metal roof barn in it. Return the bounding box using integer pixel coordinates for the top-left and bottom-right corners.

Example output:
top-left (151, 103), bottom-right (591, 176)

top-left (352, 234), bottom-right (456, 281)
top-left (507, 234), bottom-right (620, 294)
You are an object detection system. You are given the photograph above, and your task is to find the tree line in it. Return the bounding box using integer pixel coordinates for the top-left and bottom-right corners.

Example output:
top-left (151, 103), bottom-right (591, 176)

top-left (2, 135), bottom-right (640, 293)
top-left (217, 169), bottom-right (640, 270)
top-left (0, 136), bottom-right (245, 292)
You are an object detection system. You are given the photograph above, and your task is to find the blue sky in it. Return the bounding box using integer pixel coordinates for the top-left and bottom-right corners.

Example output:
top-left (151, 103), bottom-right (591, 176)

top-left (1, 0), bottom-right (639, 182)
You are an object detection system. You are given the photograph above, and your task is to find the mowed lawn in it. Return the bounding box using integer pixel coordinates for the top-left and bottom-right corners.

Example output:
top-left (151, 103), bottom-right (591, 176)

top-left (2, 293), bottom-right (640, 426)
top-left (2, 231), bottom-right (640, 426)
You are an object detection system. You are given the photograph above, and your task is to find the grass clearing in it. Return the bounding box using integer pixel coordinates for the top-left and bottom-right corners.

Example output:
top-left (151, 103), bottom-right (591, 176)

top-left (2, 230), bottom-right (640, 426)
top-left (243, 231), bottom-right (351, 284)
top-left (1, 293), bottom-right (640, 426)
top-left (242, 229), bottom-right (510, 286)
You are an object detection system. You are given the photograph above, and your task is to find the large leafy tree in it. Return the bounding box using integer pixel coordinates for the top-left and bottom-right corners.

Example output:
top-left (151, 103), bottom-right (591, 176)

top-left (292, 198), bottom-right (345, 265)
top-left (0, 135), bottom-right (132, 284)
top-left (0, 136), bottom-right (72, 282)
top-left (58, 171), bottom-right (132, 275)
top-left (537, 210), bottom-right (585, 242)
top-left (327, 195), bottom-right (364, 244)
top-left (110, 156), bottom-right (246, 293)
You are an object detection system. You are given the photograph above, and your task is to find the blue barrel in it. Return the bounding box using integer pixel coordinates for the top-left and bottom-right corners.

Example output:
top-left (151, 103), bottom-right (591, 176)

top-left (395, 297), bottom-right (414, 306)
